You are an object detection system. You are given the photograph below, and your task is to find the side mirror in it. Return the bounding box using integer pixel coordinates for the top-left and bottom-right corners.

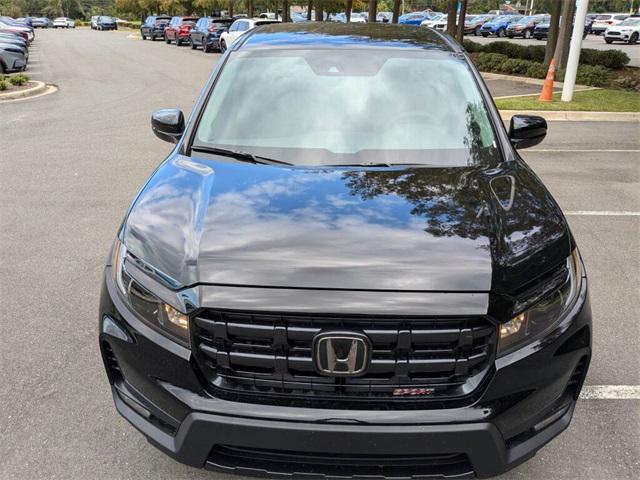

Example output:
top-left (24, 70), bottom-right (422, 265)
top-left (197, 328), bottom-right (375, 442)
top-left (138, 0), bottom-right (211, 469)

top-left (151, 109), bottom-right (184, 144)
top-left (508, 115), bottom-right (547, 150)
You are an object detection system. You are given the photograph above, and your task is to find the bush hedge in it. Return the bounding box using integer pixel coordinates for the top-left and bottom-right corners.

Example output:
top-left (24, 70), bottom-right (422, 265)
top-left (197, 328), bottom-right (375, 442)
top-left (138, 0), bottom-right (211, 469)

top-left (8, 73), bottom-right (28, 86)
top-left (0, 79), bottom-right (9, 91)
top-left (470, 52), bottom-right (611, 87)
top-left (463, 40), bottom-right (630, 69)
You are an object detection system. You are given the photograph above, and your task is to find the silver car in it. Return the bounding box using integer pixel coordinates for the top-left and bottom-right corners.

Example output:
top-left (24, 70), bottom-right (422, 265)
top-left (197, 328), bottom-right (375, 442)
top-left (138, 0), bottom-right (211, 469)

top-left (0, 43), bottom-right (27, 73)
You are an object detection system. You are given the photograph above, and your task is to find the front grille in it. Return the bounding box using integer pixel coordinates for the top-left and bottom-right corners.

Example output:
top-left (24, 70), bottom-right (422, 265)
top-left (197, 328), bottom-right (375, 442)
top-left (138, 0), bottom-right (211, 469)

top-left (192, 310), bottom-right (496, 408)
top-left (207, 445), bottom-right (474, 479)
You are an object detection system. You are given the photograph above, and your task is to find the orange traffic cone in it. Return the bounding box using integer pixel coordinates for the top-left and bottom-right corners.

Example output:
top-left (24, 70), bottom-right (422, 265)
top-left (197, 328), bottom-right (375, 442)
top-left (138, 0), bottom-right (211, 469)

top-left (538, 58), bottom-right (557, 102)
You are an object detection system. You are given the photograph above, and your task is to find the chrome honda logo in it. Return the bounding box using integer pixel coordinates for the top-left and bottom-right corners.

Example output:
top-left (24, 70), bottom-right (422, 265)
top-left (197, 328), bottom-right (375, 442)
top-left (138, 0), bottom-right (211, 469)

top-left (313, 332), bottom-right (371, 377)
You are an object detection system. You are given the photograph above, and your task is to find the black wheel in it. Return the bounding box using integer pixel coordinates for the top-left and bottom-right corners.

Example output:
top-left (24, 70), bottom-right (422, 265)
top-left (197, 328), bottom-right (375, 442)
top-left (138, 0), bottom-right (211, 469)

top-left (605, 38), bottom-right (613, 44)
top-left (203, 41), bottom-right (210, 53)
top-left (164, 34), bottom-right (170, 44)
top-left (191, 38), bottom-right (197, 49)
top-left (629, 32), bottom-right (638, 45)
top-left (176, 36), bottom-right (182, 46)
top-left (141, 31), bottom-right (146, 40)
top-left (0, 62), bottom-right (5, 74)
top-left (507, 34), bottom-right (514, 39)
top-left (481, 33), bottom-right (488, 37)
top-left (595, 31), bottom-right (601, 35)
top-left (220, 38), bottom-right (227, 53)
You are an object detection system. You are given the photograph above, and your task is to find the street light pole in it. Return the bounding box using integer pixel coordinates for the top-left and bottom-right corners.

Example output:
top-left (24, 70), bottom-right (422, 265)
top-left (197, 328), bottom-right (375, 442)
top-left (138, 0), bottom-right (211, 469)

top-left (561, 0), bottom-right (589, 102)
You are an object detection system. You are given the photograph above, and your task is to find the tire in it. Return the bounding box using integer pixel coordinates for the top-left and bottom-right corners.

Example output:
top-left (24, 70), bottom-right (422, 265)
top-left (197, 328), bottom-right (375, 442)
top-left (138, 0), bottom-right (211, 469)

top-left (175, 36), bottom-right (181, 46)
top-left (481, 33), bottom-right (488, 37)
top-left (220, 38), bottom-right (227, 53)
top-left (474, 27), bottom-right (480, 36)
top-left (150, 34), bottom-right (155, 41)
top-left (165, 34), bottom-right (170, 44)
top-left (191, 37), bottom-right (197, 49)
top-left (0, 62), bottom-right (5, 74)
top-left (605, 38), bottom-right (613, 44)
top-left (497, 29), bottom-right (504, 38)
top-left (507, 34), bottom-right (514, 38)
top-left (203, 41), bottom-right (210, 53)
top-left (141, 31), bottom-right (146, 40)
top-left (629, 32), bottom-right (638, 45)
top-left (595, 31), bottom-right (601, 35)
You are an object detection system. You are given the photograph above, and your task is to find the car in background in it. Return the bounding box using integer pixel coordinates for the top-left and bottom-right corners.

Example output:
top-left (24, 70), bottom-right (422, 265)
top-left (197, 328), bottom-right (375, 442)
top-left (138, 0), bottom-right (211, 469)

top-left (90, 16), bottom-right (99, 29)
top-left (377, 11), bottom-right (393, 23)
top-left (0, 32), bottom-right (29, 50)
top-left (15, 18), bottom-right (33, 27)
top-left (479, 15), bottom-right (522, 37)
top-left (164, 16), bottom-right (199, 45)
top-left (53, 17), bottom-right (74, 28)
top-left (0, 43), bottom-right (27, 73)
top-left (463, 14), bottom-right (495, 35)
top-left (604, 17), bottom-right (640, 44)
top-left (140, 15), bottom-right (171, 41)
top-left (189, 17), bottom-right (234, 52)
top-left (399, 11), bottom-right (439, 25)
top-left (0, 19), bottom-right (33, 42)
top-left (533, 16), bottom-right (591, 40)
top-left (334, 12), bottom-right (366, 23)
top-left (591, 13), bottom-right (629, 35)
top-left (218, 18), bottom-right (279, 52)
top-left (291, 12), bottom-right (308, 22)
top-left (31, 17), bottom-right (52, 28)
top-left (96, 16), bottom-right (117, 31)
top-left (420, 13), bottom-right (446, 28)
top-left (506, 14), bottom-right (549, 39)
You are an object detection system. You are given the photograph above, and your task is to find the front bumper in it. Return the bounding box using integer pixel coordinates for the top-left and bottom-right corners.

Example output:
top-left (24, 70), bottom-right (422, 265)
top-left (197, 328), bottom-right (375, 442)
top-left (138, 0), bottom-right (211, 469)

top-left (604, 32), bottom-right (631, 41)
top-left (99, 268), bottom-right (592, 478)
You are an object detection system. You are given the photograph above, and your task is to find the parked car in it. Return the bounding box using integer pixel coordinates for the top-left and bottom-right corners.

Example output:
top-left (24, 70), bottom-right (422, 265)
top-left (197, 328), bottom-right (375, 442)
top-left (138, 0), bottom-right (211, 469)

top-left (0, 19), bottom-right (33, 42)
top-left (101, 22), bottom-right (592, 480)
top-left (377, 11), bottom-right (393, 23)
top-left (31, 17), bottom-right (52, 28)
top-left (463, 14), bottom-right (495, 35)
top-left (506, 14), bottom-right (549, 39)
top-left (90, 16), bottom-right (98, 29)
top-left (218, 18), bottom-right (279, 52)
top-left (479, 15), bottom-right (522, 37)
top-left (140, 15), bottom-right (171, 41)
top-left (189, 17), bottom-right (234, 52)
top-left (0, 43), bottom-right (27, 73)
top-left (604, 17), bottom-right (640, 44)
top-left (0, 32), bottom-right (29, 51)
top-left (533, 16), bottom-right (591, 40)
top-left (591, 13), bottom-right (629, 35)
top-left (15, 17), bottom-right (33, 27)
top-left (399, 11), bottom-right (439, 25)
top-left (291, 13), bottom-right (308, 23)
top-left (97, 16), bottom-right (117, 31)
top-left (53, 17), bottom-right (74, 28)
top-left (334, 12), bottom-right (366, 23)
top-left (164, 16), bottom-right (199, 45)
top-left (420, 13), bottom-right (446, 28)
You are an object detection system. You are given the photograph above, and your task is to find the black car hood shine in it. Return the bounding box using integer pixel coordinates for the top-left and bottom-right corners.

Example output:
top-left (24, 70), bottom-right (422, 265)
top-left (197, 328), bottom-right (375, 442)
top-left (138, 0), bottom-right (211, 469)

top-left (122, 155), bottom-right (570, 294)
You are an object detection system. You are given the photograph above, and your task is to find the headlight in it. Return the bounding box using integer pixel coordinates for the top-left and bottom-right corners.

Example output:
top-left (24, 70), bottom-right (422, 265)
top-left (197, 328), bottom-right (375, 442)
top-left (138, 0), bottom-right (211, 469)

top-left (498, 249), bottom-right (583, 356)
top-left (112, 239), bottom-right (190, 347)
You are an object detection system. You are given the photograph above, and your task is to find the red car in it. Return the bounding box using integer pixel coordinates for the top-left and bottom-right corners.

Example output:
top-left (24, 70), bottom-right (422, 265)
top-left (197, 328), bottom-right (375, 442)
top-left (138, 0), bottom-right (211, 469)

top-left (164, 16), bottom-right (198, 45)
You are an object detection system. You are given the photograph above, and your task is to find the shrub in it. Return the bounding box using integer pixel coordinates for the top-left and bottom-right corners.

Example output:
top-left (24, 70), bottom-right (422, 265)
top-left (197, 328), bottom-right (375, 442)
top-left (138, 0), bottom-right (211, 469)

top-left (525, 62), bottom-right (548, 79)
top-left (9, 73), bottom-right (28, 86)
top-left (501, 58), bottom-right (534, 75)
top-left (580, 48), bottom-right (629, 69)
top-left (575, 65), bottom-right (609, 87)
top-left (0, 79), bottom-right (9, 91)
top-left (473, 52), bottom-right (508, 72)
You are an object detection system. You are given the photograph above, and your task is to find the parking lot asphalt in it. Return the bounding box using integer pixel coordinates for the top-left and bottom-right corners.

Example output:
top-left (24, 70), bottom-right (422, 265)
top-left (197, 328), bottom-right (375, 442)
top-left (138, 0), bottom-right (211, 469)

top-left (1, 29), bottom-right (639, 480)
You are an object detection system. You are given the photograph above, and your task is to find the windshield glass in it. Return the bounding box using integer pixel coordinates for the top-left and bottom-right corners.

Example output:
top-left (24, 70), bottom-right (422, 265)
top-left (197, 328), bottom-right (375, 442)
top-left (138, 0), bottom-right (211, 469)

top-left (194, 49), bottom-right (498, 167)
top-left (516, 16), bottom-right (532, 24)
top-left (621, 18), bottom-right (640, 26)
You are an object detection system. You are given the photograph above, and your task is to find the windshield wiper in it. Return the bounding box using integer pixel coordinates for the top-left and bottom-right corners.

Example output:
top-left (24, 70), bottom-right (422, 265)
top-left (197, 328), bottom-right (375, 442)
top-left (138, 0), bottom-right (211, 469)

top-left (191, 146), bottom-right (293, 166)
top-left (322, 162), bottom-right (427, 168)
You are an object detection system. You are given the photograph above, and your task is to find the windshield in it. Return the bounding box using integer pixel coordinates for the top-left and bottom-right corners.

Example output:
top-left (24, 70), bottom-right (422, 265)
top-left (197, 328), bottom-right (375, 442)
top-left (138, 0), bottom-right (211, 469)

top-left (516, 16), bottom-right (533, 24)
top-left (194, 49), bottom-right (498, 167)
top-left (621, 18), bottom-right (640, 26)
top-left (595, 15), bottom-right (612, 20)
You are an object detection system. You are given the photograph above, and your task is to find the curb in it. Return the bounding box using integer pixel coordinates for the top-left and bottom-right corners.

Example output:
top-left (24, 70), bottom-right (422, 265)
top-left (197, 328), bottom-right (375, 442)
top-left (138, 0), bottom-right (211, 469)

top-left (499, 109), bottom-right (640, 122)
top-left (481, 72), bottom-right (589, 90)
top-left (0, 80), bottom-right (47, 100)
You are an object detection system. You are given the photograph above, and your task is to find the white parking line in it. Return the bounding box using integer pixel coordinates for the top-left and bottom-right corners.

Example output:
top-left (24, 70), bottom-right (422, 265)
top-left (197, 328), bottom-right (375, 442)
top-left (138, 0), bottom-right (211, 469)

top-left (529, 149), bottom-right (640, 153)
top-left (580, 385), bottom-right (640, 400)
top-left (565, 211), bottom-right (640, 216)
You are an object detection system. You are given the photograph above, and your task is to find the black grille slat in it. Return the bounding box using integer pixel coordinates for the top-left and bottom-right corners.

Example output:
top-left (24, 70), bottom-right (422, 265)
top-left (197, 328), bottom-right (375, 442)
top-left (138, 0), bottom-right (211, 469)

top-left (193, 310), bottom-right (496, 408)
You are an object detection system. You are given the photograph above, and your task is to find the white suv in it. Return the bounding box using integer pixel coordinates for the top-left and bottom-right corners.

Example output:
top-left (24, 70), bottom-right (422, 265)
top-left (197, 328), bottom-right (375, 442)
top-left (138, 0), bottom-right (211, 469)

top-left (604, 17), bottom-right (640, 44)
top-left (591, 13), bottom-right (629, 35)
top-left (219, 18), bottom-right (279, 52)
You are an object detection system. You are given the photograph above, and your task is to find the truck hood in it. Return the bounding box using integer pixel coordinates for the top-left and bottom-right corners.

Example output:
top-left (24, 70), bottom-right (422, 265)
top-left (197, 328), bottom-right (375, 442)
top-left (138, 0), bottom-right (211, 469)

top-left (122, 155), bottom-right (570, 294)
